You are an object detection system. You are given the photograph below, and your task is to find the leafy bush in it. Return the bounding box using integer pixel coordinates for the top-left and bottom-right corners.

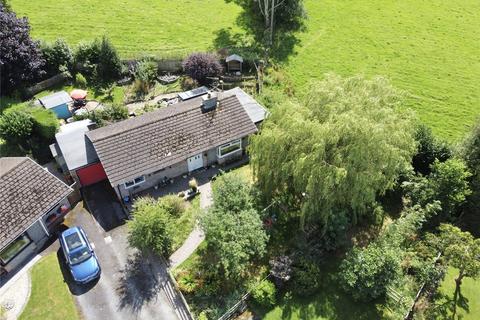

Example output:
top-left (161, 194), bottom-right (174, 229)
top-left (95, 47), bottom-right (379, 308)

top-left (189, 178), bottom-right (198, 192)
top-left (412, 124), bottom-right (451, 175)
top-left (291, 257), bottom-right (322, 296)
top-left (159, 195), bottom-right (185, 217)
top-left (127, 197), bottom-right (173, 256)
top-left (135, 59), bottom-right (157, 86)
top-left (251, 279), bottom-right (276, 307)
top-left (180, 76), bottom-right (198, 90)
top-left (75, 73), bottom-right (87, 88)
top-left (0, 109), bottom-right (34, 143)
top-left (182, 52), bottom-right (222, 84)
top-left (73, 36), bottom-right (121, 85)
top-left (340, 244), bottom-right (401, 301)
top-left (177, 271), bottom-right (199, 294)
top-left (73, 103), bottom-right (128, 126)
top-left (0, 5), bottom-right (45, 95)
top-left (41, 38), bottom-right (73, 77)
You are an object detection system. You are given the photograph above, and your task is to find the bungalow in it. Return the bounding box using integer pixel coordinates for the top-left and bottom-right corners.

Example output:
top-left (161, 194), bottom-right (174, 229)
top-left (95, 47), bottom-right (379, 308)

top-left (0, 157), bottom-right (73, 275)
top-left (85, 88), bottom-right (267, 200)
top-left (38, 91), bottom-right (73, 119)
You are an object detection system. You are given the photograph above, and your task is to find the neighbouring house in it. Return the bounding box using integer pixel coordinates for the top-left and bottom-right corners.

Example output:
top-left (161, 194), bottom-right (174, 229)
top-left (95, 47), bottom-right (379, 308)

top-left (0, 157), bottom-right (73, 275)
top-left (49, 119), bottom-right (107, 189)
top-left (226, 54), bottom-right (243, 73)
top-left (85, 88), bottom-right (267, 201)
top-left (38, 91), bottom-right (73, 119)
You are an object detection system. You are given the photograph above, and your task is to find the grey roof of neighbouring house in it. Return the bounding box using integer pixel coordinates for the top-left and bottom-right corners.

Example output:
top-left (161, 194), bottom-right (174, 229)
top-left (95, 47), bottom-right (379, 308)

top-left (226, 54), bottom-right (243, 63)
top-left (38, 91), bottom-right (72, 109)
top-left (55, 120), bottom-right (98, 171)
top-left (86, 94), bottom-right (258, 186)
top-left (0, 157), bottom-right (73, 249)
top-left (222, 87), bottom-right (268, 124)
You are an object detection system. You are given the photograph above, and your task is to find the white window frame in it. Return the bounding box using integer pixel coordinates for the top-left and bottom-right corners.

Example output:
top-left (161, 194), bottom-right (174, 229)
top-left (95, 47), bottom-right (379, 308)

top-left (217, 139), bottom-right (242, 158)
top-left (124, 176), bottom-right (146, 189)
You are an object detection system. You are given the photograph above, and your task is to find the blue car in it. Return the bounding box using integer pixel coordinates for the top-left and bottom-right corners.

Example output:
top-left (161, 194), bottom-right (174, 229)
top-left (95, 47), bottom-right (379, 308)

top-left (59, 226), bottom-right (100, 284)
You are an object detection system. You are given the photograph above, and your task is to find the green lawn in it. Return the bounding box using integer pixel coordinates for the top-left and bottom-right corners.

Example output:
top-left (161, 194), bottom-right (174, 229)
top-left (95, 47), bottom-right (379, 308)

top-left (285, 0), bottom-right (480, 141)
top-left (19, 253), bottom-right (79, 320)
top-left (432, 267), bottom-right (480, 320)
top-left (11, 0), bottom-right (240, 58)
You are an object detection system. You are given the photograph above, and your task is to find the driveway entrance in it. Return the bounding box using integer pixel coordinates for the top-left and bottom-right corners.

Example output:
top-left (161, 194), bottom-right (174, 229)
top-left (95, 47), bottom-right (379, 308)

top-left (82, 180), bottom-right (127, 231)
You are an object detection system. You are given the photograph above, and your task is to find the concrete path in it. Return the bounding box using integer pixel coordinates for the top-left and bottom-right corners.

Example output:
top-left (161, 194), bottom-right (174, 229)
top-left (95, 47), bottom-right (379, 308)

top-left (169, 181), bottom-right (212, 269)
top-left (0, 255), bottom-right (41, 320)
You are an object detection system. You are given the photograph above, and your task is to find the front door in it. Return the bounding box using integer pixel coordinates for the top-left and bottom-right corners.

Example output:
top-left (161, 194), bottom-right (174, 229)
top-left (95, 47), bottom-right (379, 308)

top-left (187, 154), bottom-right (203, 172)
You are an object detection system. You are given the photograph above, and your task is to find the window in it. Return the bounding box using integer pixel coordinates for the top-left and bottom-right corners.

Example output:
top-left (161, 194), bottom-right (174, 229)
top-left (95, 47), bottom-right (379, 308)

top-left (124, 176), bottom-right (145, 189)
top-left (0, 234), bottom-right (32, 265)
top-left (217, 139), bottom-right (242, 158)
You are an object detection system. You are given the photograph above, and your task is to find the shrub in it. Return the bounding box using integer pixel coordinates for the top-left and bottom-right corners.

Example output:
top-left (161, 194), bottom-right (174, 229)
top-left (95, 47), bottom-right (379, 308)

top-left (159, 195), bottom-right (185, 217)
top-left (74, 36), bottom-right (121, 84)
top-left (177, 272), bottom-right (198, 294)
top-left (291, 257), bottom-right (322, 296)
top-left (41, 38), bottom-right (73, 77)
top-left (127, 197), bottom-right (173, 256)
top-left (0, 109), bottom-right (34, 144)
top-left (135, 59), bottom-right (157, 86)
top-left (75, 73), bottom-right (87, 88)
top-left (189, 178), bottom-right (198, 192)
top-left (102, 104), bottom-right (129, 122)
top-left (340, 244), bottom-right (401, 301)
top-left (251, 279), bottom-right (276, 307)
top-left (180, 76), bottom-right (198, 90)
top-left (182, 52), bottom-right (222, 84)
top-left (412, 124), bottom-right (451, 175)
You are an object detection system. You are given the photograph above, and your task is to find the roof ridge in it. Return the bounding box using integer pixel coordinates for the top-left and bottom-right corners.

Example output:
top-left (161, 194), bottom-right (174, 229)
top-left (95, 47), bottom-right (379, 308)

top-left (88, 95), bottom-right (238, 143)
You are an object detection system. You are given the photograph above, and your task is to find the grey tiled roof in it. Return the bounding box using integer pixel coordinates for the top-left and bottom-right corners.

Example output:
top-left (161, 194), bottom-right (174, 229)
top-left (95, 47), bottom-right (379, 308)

top-left (87, 95), bottom-right (257, 186)
top-left (0, 157), bottom-right (73, 249)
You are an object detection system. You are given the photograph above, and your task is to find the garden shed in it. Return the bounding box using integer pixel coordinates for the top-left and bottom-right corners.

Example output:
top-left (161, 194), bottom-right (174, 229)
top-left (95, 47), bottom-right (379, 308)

top-left (226, 54), bottom-right (243, 73)
top-left (38, 91), bottom-right (73, 119)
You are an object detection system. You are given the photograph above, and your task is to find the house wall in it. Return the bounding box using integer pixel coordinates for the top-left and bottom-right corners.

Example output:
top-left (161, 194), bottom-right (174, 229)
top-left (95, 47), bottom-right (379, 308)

top-left (114, 136), bottom-right (250, 200)
top-left (115, 160), bottom-right (188, 199)
top-left (2, 241), bottom-right (37, 273)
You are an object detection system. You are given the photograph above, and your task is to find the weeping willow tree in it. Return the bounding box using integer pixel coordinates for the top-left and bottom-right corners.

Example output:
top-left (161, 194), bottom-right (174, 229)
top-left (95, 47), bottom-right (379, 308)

top-left (250, 74), bottom-right (416, 231)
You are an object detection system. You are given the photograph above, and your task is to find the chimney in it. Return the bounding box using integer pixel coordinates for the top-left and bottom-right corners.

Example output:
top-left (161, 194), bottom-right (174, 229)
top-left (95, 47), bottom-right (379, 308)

top-left (201, 92), bottom-right (218, 111)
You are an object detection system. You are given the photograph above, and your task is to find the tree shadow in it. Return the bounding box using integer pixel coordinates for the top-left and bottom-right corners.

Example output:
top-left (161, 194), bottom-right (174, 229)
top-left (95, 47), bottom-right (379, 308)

top-left (116, 252), bottom-right (162, 313)
top-left (428, 288), bottom-right (470, 319)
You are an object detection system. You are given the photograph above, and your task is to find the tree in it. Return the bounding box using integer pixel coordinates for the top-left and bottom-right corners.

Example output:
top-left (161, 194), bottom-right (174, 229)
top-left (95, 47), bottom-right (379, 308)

top-left (226, 0), bottom-right (306, 51)
top-left (250, 74), bottom-right (416, 231)
top-left (429, 224), bottom-right (480, 318)
top-left (182, 52), bottom-right (222, 85)
top-left (96, 36), bottom-right (122, 84)
top-left (127, 197), bottom-right (173, 256)
top-left (340, 203), bottom-right (440, 301)
top-left (41, 38), bottom-right (73, 77)
top-left (0, 4), bottom-right (44, 95)
top-left (403, 159), bottom-right (472, 219)
top-left (0, 109), bottom-right (34, 145)
top-left (412, 123), bottom-right (451, 175)
top-left (133, 59), bottom-right (158, 94)
top-left (200, 173), bottom-right (268, 281)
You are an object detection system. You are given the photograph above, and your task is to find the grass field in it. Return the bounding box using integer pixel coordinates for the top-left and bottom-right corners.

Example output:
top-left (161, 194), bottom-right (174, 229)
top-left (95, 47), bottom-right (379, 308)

top-left (431, 267), bottom-right (480, 320)
top-left (11, 0), bottom-right (239, 58)
top-left (286, 0), bottom-right (480, 141)
top-left (19, 253), bottom-right (79, 320)
top-left (10, 0), bottom-right (480, 140)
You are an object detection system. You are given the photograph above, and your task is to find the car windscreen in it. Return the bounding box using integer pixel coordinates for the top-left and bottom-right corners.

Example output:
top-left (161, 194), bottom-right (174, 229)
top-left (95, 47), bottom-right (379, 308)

top-left (69, 246), bottom-right (92, 265)
top-left (65, 232), bottom-right (83, 251)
